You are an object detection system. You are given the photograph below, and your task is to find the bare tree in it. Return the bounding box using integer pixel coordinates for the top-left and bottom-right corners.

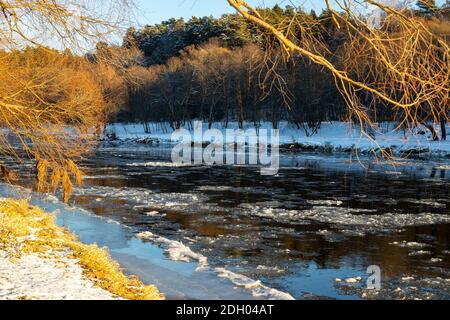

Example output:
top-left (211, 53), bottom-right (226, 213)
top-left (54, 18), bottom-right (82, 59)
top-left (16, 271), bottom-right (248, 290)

top-left (0, 0), bottom-right (132, 50)
top-left (0, 0), bottom-right (133, 201)
top-left (227, 0), bottom-right (449, 153)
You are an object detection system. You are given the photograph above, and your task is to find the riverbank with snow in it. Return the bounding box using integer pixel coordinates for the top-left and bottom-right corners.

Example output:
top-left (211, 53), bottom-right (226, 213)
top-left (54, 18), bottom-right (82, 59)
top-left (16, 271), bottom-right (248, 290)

top-left (105, 121), bottom-right (450, 159)
top-left (0, 184), bottom-right (291, 300)
top-left (0, 250), bottom-right (116, 300)
top-left (0, 199), bottom-right (163, 300)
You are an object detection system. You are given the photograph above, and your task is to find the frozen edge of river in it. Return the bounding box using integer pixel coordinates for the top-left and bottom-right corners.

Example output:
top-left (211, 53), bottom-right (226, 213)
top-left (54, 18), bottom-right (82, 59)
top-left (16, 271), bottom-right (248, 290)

top-left (0, 198), bottom-right (116, 300)
top-left (136, 231), bottom-right (294, 300)
top-left (0, 250), bottom-right (116, 300)
top-left (0, 184), bottom-right (295, 300)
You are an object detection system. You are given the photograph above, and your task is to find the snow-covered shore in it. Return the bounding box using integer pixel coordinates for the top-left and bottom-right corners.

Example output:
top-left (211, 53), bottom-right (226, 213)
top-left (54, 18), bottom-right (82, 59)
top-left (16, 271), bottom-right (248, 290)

top-left (106, 121), bottom-right (450, 158)
top-left (0, 199), bottom-right (163, 301)
top-left (0, 250), bottom-right (116, 300)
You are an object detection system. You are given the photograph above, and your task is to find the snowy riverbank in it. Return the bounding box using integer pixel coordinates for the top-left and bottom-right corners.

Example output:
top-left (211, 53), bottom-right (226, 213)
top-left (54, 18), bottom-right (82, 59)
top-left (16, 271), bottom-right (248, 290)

top-left (106, 121), bottom-right (450, 159)
top-left (0, 250), bottom-right (116, 300)
top-left (0, 199), bottom-right (163, 300)
top-left (0, 185), bottom-right (294, 300)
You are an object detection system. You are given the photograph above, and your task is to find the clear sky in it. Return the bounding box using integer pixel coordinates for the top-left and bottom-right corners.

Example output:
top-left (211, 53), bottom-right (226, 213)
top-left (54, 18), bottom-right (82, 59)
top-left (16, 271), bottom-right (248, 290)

top-left (134, 0), bottom-right (327, 26)
top-left (134, 0), bottom-right (448, 26)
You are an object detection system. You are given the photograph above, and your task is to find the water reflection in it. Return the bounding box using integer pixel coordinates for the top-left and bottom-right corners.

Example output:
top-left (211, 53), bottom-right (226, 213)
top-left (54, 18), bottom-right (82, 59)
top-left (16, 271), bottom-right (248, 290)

top-left (66, 147), bottom-right (450, 299)
top-left (4, 145), bottom-right (450, 299)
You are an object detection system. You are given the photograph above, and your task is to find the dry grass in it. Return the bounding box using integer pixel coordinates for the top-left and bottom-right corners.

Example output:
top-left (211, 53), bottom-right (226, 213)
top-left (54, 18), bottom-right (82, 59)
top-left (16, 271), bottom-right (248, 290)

top-left (0, 199), bottom-right (164, 300)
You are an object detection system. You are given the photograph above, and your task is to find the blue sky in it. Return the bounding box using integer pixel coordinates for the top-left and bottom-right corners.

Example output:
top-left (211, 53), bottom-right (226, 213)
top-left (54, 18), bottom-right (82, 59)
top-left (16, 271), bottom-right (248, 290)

top-left (134, 0), bottom-right (448, 26)
top-left (134, 1), bottom-right (327, 25)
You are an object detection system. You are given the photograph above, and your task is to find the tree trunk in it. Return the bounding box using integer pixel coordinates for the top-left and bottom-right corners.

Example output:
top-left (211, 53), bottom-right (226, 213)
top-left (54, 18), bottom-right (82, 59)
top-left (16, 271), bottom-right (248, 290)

top-left (440, 119), bottom-right (447, 141)
top-left (424, 123), bottom-right (439, 141)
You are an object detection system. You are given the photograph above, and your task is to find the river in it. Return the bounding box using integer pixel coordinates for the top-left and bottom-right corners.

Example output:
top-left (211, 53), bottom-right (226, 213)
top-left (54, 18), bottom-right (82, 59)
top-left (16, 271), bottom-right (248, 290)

top-left (2, 142), bottom-right (450, 300)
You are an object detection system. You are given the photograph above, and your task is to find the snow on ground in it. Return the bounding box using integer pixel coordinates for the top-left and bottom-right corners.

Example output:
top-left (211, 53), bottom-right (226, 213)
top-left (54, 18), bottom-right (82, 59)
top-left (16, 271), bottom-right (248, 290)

top-left (106, 121), bottom-right (450, 157)
top-left (0, 250), bottom-right (115, 300)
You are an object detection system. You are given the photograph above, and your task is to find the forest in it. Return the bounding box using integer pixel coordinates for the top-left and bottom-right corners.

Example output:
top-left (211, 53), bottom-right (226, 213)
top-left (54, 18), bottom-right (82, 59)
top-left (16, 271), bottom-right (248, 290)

top-left (89, 2), bottom-right (449, 138)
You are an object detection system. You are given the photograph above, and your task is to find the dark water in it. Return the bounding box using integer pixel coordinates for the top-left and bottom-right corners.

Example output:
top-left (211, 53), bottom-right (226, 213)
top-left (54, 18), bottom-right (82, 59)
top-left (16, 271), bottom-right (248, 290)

top-left (67, 144), bottom-right (450, 300)
top-left (4, 143), bottom-right (450, 299)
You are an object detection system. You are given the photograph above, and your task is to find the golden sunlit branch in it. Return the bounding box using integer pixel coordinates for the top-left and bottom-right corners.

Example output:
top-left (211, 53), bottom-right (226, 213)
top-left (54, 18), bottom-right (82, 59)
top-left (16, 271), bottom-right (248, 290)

top-left (227, 0), bottom-right (449, 154)
top-left (0, 1), bottom-right (133, 201)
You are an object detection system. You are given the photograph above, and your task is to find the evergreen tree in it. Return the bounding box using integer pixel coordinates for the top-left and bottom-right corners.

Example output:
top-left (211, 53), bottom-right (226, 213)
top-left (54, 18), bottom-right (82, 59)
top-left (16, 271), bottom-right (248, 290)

top-left (417, 0), bottom-right (438, 13)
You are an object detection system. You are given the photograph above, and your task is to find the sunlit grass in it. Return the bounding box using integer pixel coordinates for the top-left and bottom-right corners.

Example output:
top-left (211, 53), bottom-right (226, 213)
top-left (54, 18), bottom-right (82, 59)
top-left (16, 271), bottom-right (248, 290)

top-left (0, 199), bottom-right (164, 300)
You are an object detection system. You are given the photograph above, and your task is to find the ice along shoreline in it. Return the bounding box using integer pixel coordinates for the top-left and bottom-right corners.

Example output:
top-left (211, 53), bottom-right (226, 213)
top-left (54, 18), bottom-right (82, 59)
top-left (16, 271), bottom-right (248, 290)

top-left (0, 198), bottom-right (163, 300)
top-left (0, 184), bottom-right (295, 300)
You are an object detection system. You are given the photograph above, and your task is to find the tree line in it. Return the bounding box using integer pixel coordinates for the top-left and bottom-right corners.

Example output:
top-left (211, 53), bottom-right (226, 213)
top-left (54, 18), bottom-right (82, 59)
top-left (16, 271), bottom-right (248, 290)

top-left (0, 0), bottom-right (448, 198)
top-left (100, 6), bottom-right (352, 134)
top-left (97, 2), bottom-right (449, 138)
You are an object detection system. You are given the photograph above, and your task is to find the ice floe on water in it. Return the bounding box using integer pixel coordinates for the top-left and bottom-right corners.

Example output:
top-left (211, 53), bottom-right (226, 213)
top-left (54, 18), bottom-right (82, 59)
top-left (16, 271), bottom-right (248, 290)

top-left (30, 178), bottom-right (450, 299)
top-left (144, 211), bottom-right (161, 217)
top-left (301, 208), bottom-right (450, 235)
top-left (137, 231), bottom-right (208, 271)
top-left (238, 204), bottom-right (304, 222)
top-left (61, 184), bottom-right (450, 262)
top-left (390, 241), bottom-right (430, 249)
top-left (256, 265), bottom-right (285, 274)
top-left (408, 250), bottom-right (433, 256)
top-left (137, 231), bottom-right (295, 300)
top-left (127, 162), bottom-right (194, 168)
top-left (196, 185), bottom-right (278, 195)
top-left (214, 268), bottom-right (295, 300)
top-left (78, 183), bottom-right (450, 237)
top-left (74, 185), bottom-right (153, 199)
top-left (316, 229), bottom-right (348, 242)
top-left (389, 241), bottom-right (445, 259)
top-left (237, 204), bottom-right (450, 235)
top-left (338, 273), bottom-right (450, 300)
top-left (434, 165), bottom-right (450, 170)
top-left (404, 199), bottom-right (447, 208)
top-left (73, 182), bottom-right (450, 238)
top-left (132, 193), bottom-right (207, 210)
top-left (196, 186), bottom-right (234, 192)
top-left (345, 277), bottom-right (363, 284)
top-left (305, 199), bottom-right (344, 206)
top-left (74, 186), bottom-right (209, 212)
top-left (83, 175), bottom-right (127, 180)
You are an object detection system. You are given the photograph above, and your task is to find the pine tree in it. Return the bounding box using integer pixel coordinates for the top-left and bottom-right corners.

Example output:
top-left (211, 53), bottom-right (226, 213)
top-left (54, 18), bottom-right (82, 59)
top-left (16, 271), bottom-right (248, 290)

top-left (417, 0), bottom-right (438, 13)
